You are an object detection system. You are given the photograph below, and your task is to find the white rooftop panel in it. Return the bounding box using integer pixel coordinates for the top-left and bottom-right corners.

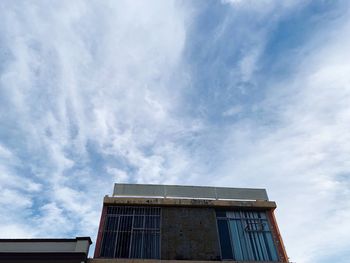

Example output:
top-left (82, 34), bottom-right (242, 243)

top-left (113, 183), bottom-right (269, 201)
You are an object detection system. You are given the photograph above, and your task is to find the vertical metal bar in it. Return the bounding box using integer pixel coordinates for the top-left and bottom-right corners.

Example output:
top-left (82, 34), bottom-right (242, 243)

top-left (227, 217), bottom-right (235, 259)
top-left (256, 212), bottom-right (269, 260)
top-left (159, 207), bottom-right (162, 259)
top-left (252, 212), bottom-right (264, 260)
top-left (113, 215), bottom-right (120, 258)
top-left (242, 211), bottom-right (253, 260)
top-left (121, 213), bottom-right (124, 258)
top-left (248, 211), bottom-right (258, 260)
top-left (129, 208), bottom-right (135, 258)
top-left (141, 208), bottom-right (145, 259)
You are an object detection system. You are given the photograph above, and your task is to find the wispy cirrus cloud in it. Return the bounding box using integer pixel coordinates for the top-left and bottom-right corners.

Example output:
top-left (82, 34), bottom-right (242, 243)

top-left (181, 1), bottom-right (350, 262)
top-left (1, 1), bottom-right (350, 262)
top-left (0, 0), bottom-right (196, 242)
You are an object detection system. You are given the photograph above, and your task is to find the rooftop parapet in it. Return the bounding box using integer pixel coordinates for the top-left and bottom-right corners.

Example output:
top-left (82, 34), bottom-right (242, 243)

top-left (113, 183), bottom-right (269, 201)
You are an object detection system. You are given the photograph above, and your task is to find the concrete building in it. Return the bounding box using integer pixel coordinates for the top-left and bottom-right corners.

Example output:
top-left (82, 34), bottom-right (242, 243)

top-left (0, 237), bottom-right (91, 263)
top-left (92, 184), bottom-right (288, 263)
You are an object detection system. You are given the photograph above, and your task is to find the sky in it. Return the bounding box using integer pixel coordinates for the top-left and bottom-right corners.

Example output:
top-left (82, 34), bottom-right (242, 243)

top-left (0, 0), bottom-right (349, 262)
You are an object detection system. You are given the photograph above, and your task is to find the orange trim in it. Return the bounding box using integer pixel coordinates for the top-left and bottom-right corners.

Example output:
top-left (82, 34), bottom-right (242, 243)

top-left (267, 210), bottom-right (289, 262)
top-left (94, 205), bottom-right (107, 258)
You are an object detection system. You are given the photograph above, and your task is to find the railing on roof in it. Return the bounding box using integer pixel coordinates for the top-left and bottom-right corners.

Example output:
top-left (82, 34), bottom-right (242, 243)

top-left (113, 183), bottom-right (269, 201)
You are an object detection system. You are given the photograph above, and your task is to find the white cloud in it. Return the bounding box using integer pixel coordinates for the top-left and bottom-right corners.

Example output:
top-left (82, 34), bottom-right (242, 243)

top-left (106, 167), bottom-right (129, 183)
top-left (0, 1), bottom-right (349, 262)
top-left (34, 202), bottom-right (74, 236)
top-left (223, 105), bottom-right (243, 117)
top-left (212, 15), bottom-right (350, 263)
top-left (0, 144), bottom-right (13, 159)
top-left (0, 224), bottom-right (33, 239)
top-left (0, 0), bottom-right (193, 242)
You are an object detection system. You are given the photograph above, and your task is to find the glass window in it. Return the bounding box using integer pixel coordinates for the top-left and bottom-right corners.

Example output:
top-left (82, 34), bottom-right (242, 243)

top-left (216, 210), bottom-right (278, 261)
top-left (217, 219), bottom-right (234, 259)
top-left (100, 206), bottom-right (161, 259)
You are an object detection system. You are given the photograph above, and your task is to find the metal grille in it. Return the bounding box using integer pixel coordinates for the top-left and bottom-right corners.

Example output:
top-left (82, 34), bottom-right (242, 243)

top-left (216, 210), bottom-right (278, 261)
top-left (100, 206), bottom-right (161, 259)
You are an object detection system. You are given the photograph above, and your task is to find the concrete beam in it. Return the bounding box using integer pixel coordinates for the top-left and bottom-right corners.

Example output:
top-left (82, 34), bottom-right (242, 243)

top-left (103, 196), bottom-right (277, 210)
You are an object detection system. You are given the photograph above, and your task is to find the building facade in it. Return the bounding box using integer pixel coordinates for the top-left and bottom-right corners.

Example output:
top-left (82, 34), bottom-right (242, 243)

top-left (93, 184), bottom-right (289, 263)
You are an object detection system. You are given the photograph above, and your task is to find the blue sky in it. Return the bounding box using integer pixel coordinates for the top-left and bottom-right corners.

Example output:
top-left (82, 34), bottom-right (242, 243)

top-left (0, 1), bottom-right (350, 262)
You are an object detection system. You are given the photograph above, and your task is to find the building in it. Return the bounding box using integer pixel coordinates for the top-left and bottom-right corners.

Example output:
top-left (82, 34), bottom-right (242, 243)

top-left (0, 237), bottom-right (91, 263)
top-left (92, 183), bottom-right (288, 263)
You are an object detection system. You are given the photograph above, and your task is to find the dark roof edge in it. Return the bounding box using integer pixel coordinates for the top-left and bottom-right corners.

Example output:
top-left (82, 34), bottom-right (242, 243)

top-left (0, 237), bottom-right (92, 244)
top-left (0, 252), bottom-right (87, 260)
top-left (76, 236), bottom-right (92, 244)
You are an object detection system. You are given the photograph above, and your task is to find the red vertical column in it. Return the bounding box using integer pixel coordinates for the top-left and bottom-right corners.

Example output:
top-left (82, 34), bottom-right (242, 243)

top-left (94, 204), bottom-right (107, 258)
top-left (267, 209), bottom-right (289, 262)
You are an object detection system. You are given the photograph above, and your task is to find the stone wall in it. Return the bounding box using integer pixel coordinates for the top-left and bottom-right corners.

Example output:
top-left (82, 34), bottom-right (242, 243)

top-left (161, 207), bottom-right (220, 261)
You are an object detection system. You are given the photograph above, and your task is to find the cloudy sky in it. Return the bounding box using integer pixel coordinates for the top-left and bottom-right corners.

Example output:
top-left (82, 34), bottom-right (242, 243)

top-left (1, 0), bottom-right (350, 262)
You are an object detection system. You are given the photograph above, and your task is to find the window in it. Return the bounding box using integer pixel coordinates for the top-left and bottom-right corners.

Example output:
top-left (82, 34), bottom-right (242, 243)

top-left (100, 206), bottom-right (161, 259)
top-left (216, 210), bottom-right (278, 261)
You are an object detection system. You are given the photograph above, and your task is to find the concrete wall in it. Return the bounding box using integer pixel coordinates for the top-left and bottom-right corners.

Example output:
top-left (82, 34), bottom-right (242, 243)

top-left (103, 196), bottom-right (276, 210)
top-left (0, 238), bottom-right (91, 253)
top-left (161, 207), bottom-right (220, 261)
top-left (0, 242), bottom-right (76, 252)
